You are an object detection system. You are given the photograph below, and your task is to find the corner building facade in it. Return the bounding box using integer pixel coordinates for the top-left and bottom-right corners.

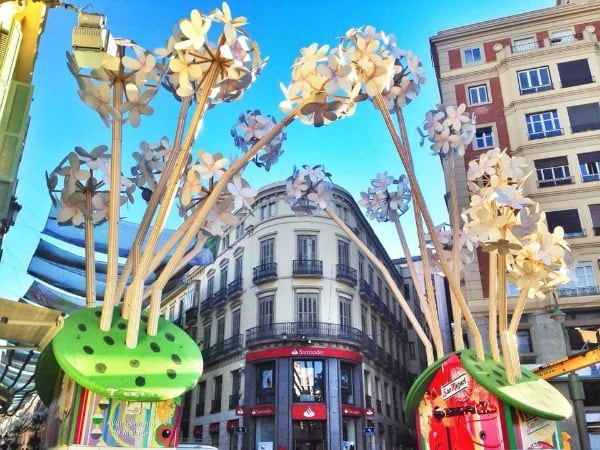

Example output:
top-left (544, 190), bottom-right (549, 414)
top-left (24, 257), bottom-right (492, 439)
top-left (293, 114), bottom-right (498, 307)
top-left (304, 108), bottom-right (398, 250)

top-left (167, 181), bottom-right (426, 450)
top-left (430, 1), bottom-right (600, 447)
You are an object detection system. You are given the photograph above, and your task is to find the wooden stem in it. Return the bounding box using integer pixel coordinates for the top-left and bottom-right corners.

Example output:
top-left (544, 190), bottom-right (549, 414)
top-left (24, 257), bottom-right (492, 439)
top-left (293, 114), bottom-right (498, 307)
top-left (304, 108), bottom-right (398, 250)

top-left (488, 253), bottom-right (500, 362)
top-left (139, 99), bottom-right (309, 341)
top-left (101, 45), bottom-right (124, 324)
top-left (84, 187), bottom-right (96, 308)
top-left (374, 94), bottom-right (484, 360)
top-left (507, 282), bottom-right (530, 382)
top-left (327, 207), bottom-right (434, 364)
top-left (390, 210), bottom-right (443, 359)
top-left (497, 252), bottom-right (514, 384)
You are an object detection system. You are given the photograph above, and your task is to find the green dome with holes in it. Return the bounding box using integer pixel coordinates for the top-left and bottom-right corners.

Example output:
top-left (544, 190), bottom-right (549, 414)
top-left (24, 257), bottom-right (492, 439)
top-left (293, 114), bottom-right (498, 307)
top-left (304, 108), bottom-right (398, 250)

top-left (35, 306), bottom-right (202, 403)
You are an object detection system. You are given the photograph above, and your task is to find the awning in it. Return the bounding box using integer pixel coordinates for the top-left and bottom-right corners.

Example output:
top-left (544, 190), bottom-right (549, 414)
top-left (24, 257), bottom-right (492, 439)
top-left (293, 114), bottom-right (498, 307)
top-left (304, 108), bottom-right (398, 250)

top-left (0, 297), bottom-right (63, 350)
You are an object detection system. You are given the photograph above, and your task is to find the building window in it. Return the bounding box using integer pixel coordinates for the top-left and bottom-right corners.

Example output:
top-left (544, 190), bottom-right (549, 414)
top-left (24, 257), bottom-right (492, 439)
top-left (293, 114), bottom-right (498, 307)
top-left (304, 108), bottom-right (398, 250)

top-left (339, 296), bottom-right (352, 331)
top-left (506, 282), bottom-right (520, 297)
top-left (260, 201), bottom-right (276, 220)
top-left (534, 156), bottom-right (572, 187)
top-left (230, 369), bottom-right (242, 409)
top-left (546, 209), bottom-right (584, 238)
top-left (296, 292), bottom-right (318, 326)
top-left (557, 59), bottom-right (593, 88)
top-left (234, 251), bottom-right (243, 279)
top-left (258, 295), bottom-right (274, 327)
top-left (235, 221), bottom-right (245, 240)
top-left (297, 234), bottom-right (317, 260)
top-left (474, 126), bottom-right (494, 150)
top-left (567, 103), bottom-right (600, 133)
top-left (259, 237), bottom-right (275, 265)
top-left (212, 375), bottom-right (223, 413)
top-left (222, 233), bottom-right (230, 251)
top-left (217, 316), bottom-right (225, 343)
top-left (408, 342), bottom-right (416, 360)
top-left (516, 329), bottom-right (533, 353)
top-left (512, 36), bottom-right (539, 53)
top-left (578, 151), bottom-right (600, 182)
top-left (517, 66), bottom-right (552, 94)
top-left (293, 359), bottom-right (324, 402)
top-left (219, 263), bottom-right (228, 291)
top-left (257, 361), bottom-right (275, 404)
top-left (202, 324), bottom-right (211, 350)
top-left (525, 110), bottom-right (562, 139)
top-left (361, 307), bottom-right (368, 334)
top-left (559, 262), bottom-right (598, 296)
top-left (196, 381), bottom-right (206, 416)
top-left (232, 309), bottom-right (241, 336)
top-left (590, 204), bottom-right (600, 236)
top-left (468, 84), bottom-right (489, 105)
top-left (340, 362), bottom-right (354, 404)
top-left (337, 239), bottom-right (350, 267)
top-left (462, 46), bottom-right (482, 65)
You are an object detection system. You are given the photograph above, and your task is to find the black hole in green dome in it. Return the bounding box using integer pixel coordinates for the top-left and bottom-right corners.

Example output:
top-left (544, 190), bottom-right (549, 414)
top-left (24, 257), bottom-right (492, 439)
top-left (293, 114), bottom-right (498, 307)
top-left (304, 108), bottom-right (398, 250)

top-left (78, 323), bottom-right (87, 332)
top-left (117, 322), bottom-right (126, 330)
top-left (165, 332), bottom-right (175, 342)
top-left (492, 369), bottom-right (504, 379)
top-left (95, 310), bottom-right (102, 318)
top-left (104, 336), bottom-right (115, 345)
top-left (171, 354), bottom-right (182, 364)
top-left (95, 363), bottom-right (107, 374)
top-left (150, 342), bottom-right (160, 353)
top-left (83, 346), bottom-right (94, 354)
top-left (141, 316), bottom-right (148, 323)
top-left (162, 428), bottom-right (171, 438)
top-left (135, 376), bottom-right (146, 386)
top-left (167, 369), bottom-right (177, 379)
top-left (130, 359), bottom-right (140, 368)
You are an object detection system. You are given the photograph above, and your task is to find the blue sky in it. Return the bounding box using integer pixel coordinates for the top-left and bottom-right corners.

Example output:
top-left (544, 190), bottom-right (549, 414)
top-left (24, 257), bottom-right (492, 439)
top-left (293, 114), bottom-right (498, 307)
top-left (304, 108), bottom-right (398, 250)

top-left (0, 0), bottom-right (553, 300)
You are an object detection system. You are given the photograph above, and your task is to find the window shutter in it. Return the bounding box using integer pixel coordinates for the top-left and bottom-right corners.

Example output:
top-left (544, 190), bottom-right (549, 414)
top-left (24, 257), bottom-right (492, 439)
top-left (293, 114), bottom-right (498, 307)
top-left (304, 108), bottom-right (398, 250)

top-left (0, 21), bottom-right (22, 117)
top-left (534, 156), bottom-right (568, 169)
top-left (545, 209), bottom-right (581, 234)
top-left (557, 59), bottom-right (593, 88)
top-left (567, 103), bottom-right (600, 132)
top-left (577, 151), bottom-right (600, 164)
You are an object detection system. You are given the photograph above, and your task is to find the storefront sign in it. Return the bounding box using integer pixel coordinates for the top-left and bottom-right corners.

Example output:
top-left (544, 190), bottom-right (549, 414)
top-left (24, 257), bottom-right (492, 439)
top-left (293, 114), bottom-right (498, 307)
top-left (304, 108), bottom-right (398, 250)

top-left (364, 406), bottom-right (374, 416)
top-left (341, 404), bottom-right (363, 417)
top-left (250, 405), bottom-right (276, 416)
top-left (246, 347), bottom-right (362, 363)
top-left (235, 406), bottom-right (245, 416)
top-left (291, 403), bottom-right (327, 420)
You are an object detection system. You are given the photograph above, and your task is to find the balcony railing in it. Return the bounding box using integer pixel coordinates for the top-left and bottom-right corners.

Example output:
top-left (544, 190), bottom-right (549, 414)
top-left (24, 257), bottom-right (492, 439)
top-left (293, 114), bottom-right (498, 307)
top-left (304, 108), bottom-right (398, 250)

top-left (536, 176), bottom-right (574, 188)
top-left (227, 277), bottom-right (243, 298)
top-left (557, 286), bottom-right (599, 297)
top-left (582, 173), bottom-right (600, 183)
top-left (528, 128), bottom-right (563, 140)
top-left (229, 394), bottom-right (241, 410)
top-left (202, 334), bottom-right (244, 364)
top-left (511, 40), bottom-right (541, 53)
top-left (336, 264), bottom-right (357, 285)
top-left (246, 321), bottom-right (364, 346)
top-left (564, 229), bottom-right (586, 238)
top-left (359, 280), bottom-right (374, 302)
top-left (550, 32), bottom-right (583, 45)
top-left (185, 306), bottom-right (198, 326)
top-left (293, 259), bottom-right (323, 276)
top-left (253, 262), bottom-right (277, 284)
top-left (213, 288), bottom-right (227, 308)
top-left (210, 398), bottom-right (221, 414)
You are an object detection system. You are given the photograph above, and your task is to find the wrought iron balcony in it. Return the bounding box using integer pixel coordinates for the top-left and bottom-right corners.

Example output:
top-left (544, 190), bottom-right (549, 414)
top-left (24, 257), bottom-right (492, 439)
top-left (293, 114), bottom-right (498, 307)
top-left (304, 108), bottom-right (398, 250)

top-left (202, 334), bottom-right (244, 365)
top-left (293, 259), bottom-right (323, 276)
top-left (536, 176), bottom-right (573, 188)
top-left (229, 394), bottom-right (241, 410)
top-left (227, 277), bottom-right (243, 298)
top-left (246, 321), bottom-right (364, 346)
top-left (359, 280), bottom-right (374, 301)
top-left (184, 306), bottom-right (198, 326)
top-left (253, 262), bottom-right (277, 284)
top-left (200, 297), bottom-right (213, 313)
top-left (213, 288), bottom-right (227, 307)
top-left (336, 264), bottom-right (357, 285)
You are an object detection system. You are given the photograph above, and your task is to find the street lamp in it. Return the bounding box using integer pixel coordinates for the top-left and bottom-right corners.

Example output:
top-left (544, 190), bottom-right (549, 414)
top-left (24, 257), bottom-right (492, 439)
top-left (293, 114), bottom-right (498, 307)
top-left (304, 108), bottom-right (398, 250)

top-left (550, 292), bottom-right (590, 450)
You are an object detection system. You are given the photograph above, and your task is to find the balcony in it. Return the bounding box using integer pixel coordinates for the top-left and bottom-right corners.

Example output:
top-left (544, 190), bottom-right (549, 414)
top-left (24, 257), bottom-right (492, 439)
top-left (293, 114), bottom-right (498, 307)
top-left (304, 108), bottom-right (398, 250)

top-left (253, 262), bottom-right (277, 284)
top-left (359, 280), bottom-right (374, 302)
top-left (557, 286), bottom-right (599, 297)
top-left (246, 321), bottom-right (364, 347)
top-left (227, 277), bottom-right (243, 298)
top-left (536, 176), bottom-right (573, 188)
top-left (336, 264), bottom-right (357, 285)
top-left (210, 398), bottom-right (221, 414)
top-left (528, 128), bottom-right (563, 140)
top-left (229, 394), bottom-right (241, 410)
top-left (184, 306), bottom-right (198, 326)
top-left (213, 288), bottom-right (227, 308)
top-left (293, 259), bottom-right (323, 276)
top-left (200, 297), bottom-right (213, 313)
top-left (202, 334), bottom-right (244, 365)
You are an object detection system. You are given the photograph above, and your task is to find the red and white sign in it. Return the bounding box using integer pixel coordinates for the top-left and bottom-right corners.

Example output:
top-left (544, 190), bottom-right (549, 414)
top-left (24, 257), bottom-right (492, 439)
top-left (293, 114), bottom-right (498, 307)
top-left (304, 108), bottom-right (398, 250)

top-left (246, 347), bottom-right (362, 363)
top-left (364, 406), bottom-right (374, 416)
top-left (291, 403), bottom-right (327, 420)
top-left (341, 404), bottom-right (363, 417)
top-left (249, 405), bottom-right (276, 416)
top-left (235, 406), bottom-right (245, 416)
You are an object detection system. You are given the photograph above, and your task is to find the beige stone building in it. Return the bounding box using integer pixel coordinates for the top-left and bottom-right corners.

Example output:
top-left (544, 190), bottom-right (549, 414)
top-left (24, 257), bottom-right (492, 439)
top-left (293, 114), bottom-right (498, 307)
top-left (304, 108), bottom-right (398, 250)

top-left (430, 1), bottom-right (600, 448)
